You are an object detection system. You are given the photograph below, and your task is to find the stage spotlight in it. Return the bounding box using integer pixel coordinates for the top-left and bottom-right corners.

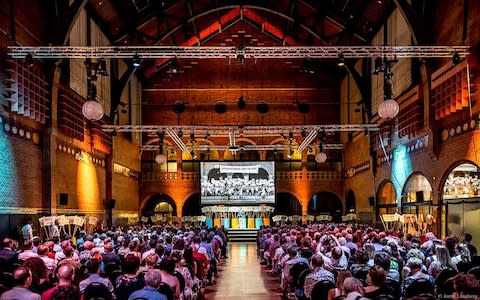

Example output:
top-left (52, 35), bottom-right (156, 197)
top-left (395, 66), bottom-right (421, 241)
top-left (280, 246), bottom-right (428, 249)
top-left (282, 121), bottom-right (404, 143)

top-left (177, 129), bottom-right (183, 138)
top-left (191, 151), bottom-right (197, 160)
top-left (301, 129), bottom-right (308, 138)
top-left (25, 53), bottom-right (34, 67)
top-left (132, 54), bottom-right (141, 68)
top-left (452, 52), bottom-right (461, 66)
top-left (190, 132), bottom-right (195, 142)
top-left (317, 130), bottom-right (327, 142)
top-left (337, 53), bottom-right (345, 67)
top-left (170, 58), bottom-right (179, 74)
top-left (111, 129), bottom-right (117, 137)
top-left (98, 58), bottom-right (109, 76)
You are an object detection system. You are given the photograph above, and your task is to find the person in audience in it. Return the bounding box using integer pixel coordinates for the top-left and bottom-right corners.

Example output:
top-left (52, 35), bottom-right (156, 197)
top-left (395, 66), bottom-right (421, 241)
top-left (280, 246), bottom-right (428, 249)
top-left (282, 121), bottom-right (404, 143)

top-left (0, 238), bottom-right (18, 271)
top-left (282, 246), bottom-right (309, 291)
top-left (453, 273), bottom-right (480, 299)
top-left (23, 257), bottom-right (52, 294)
top-left (37, 245), bottom-right (56, 276)
top-left (343, 277), bottom-right (368, 300)
top-left (102, 242), bottom-right (120, 264)
top-left (78, 257), bottom-right (114, 294)
top-left (328, 270), bottom-right (352, 300)
top-left (0, 266), bottom-right (41, 300)
top-left (428, 245), bottom-right (457, 278)
top-left (403, 257), bottom-right (434, 294)
top-left (158, 257), bottom-right (180, 299)
top-left (349, 249), bottom-right (370, 283)
top-left (41, 265), bottom-right (78, 300)
top-left (21, 219), bottom-right (34, 242)
top-left (19, 240), bottom-right (39, 261)
top-left (303, 254), bottom-right (335, 299)
top-left (363, 265), bottom-right (389, 299)
top-left (464, 233), bottom-right (478, 257)
top-left (32, 237), bottom-right (42, 254)
top-left (115, 254), bottom-right (145, 300)
top-left (127, 269), bottom-right (168, 300)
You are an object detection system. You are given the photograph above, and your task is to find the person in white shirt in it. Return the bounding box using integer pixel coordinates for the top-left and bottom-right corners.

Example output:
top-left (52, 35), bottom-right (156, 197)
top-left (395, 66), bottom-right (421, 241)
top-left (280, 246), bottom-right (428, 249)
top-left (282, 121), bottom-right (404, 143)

top-left (37, 245), bottom-right (56, 276)
top-left (18, 240), bottom-right (39, 261)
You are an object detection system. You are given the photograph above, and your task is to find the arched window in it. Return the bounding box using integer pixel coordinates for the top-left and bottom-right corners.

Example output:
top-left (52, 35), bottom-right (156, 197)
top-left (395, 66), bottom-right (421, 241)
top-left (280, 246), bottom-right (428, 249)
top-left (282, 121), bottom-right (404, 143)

top-left (442, 162), bottom-right (480, 245)
top-left (376, 181), bottom-right (397, 215)
top-left (403, 174), bottom-right (433, 203)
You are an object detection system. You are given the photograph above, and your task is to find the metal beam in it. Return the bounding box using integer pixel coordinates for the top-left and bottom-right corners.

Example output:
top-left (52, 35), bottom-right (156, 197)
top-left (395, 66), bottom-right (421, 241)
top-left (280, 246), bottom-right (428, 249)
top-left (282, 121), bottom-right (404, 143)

top-left (9, 45), bottom-right (470, 59)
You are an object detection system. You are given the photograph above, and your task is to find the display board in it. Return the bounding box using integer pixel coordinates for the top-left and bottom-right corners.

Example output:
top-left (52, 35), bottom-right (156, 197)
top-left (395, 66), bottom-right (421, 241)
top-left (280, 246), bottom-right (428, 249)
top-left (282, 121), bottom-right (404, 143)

top-left (200, 161), bottom-right (275, 204)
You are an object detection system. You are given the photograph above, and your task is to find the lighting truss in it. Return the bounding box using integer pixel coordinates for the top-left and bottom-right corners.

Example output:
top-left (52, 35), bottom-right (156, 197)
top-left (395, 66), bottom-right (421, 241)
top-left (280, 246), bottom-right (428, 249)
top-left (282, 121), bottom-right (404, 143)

top-left (140, 143), bottom-right (344, 152)
top-left (8, 45), bottom-right (469, 59)
top-left (102, 124), bottom-right (379, 135)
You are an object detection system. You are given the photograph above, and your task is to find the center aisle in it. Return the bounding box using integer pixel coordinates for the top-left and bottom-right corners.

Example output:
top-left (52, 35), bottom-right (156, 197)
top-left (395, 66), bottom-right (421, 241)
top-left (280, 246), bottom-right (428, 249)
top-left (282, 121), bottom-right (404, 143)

top-left (206, 242), bottom-right (281, 300)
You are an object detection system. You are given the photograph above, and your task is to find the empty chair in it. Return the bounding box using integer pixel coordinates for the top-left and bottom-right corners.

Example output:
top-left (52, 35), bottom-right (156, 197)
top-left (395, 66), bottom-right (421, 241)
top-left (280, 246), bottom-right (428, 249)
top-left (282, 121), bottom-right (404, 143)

top-left (310, 280), bottom-right (335, 300)
top-left (83, 282), bottom-right (112, 300)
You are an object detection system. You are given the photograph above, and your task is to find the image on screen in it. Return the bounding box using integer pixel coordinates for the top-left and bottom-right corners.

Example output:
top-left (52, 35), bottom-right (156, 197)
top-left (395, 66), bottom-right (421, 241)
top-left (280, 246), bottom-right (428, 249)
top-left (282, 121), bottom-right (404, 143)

top-left (200, 161), bottom-right (275, 205)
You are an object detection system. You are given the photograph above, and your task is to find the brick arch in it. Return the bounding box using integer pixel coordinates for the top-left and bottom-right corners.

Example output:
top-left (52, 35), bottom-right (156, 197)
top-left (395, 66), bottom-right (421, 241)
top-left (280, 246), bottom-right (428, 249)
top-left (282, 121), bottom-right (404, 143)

top-left (438, 160), bottom-right (480, 204)
top-left (307, 191), bottom-right (343, 220)
top-left (182, 192), bottom-right (202, 216)
top-left (140, 138), bottom-right (175, 159)
top-left (401, 172), bottom-right (433, 204)
top-left (376, 179), bottom-right (398, 205)
top-left (274, 192), bottom-right (302, 215)
top-left (140, 192), bottom-right (177, 216)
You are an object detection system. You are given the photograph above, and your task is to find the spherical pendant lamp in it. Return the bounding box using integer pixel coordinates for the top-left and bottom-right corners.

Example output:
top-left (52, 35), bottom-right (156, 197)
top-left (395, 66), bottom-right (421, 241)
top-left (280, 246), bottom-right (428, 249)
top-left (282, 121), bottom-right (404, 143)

top-left (155, 153), bottom-right (167, 164)
top-left (82, 100), bottom-right (104, 121)
top-left (378, 98), bottom-right (399, 120)
top-left (315, 152), bottom-right (327, 163)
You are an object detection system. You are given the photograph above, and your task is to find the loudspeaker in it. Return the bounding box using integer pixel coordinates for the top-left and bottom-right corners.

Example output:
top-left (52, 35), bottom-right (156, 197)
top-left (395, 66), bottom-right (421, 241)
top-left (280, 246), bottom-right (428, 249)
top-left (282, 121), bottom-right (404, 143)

top-left (416, 191), bottom-right (424, 202)
top-left (59, 193), bottom-right (68, 206)
top-left (368, 197), bottom-right (375, 206)
top-left (108, 199), bottom-right (116, 210)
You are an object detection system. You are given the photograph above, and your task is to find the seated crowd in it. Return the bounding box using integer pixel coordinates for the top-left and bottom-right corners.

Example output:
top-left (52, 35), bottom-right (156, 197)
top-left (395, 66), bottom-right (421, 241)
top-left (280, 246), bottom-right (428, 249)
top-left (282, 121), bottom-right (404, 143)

top-left (258, 223), bottom-right (480, 300)
top-left (0, 224), bottom-right (228, 300)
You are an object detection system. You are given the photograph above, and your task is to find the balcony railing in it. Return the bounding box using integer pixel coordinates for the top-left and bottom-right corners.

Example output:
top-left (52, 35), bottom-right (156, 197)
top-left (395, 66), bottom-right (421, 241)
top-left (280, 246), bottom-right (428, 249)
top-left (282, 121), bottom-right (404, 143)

top-left (141, 170), bottom-right (342, 182)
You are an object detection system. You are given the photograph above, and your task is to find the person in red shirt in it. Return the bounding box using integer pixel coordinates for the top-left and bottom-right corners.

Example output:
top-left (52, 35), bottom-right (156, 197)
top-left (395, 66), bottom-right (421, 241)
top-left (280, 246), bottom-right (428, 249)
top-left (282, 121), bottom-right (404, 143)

top-left (41, 264), bottom-right (78, 300)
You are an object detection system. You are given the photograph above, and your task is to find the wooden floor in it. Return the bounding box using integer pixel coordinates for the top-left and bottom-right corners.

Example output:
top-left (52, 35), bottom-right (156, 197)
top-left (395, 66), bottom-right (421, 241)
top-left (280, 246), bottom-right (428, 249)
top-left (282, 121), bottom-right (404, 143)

top-left (206, 242), bottom-right (282, 300)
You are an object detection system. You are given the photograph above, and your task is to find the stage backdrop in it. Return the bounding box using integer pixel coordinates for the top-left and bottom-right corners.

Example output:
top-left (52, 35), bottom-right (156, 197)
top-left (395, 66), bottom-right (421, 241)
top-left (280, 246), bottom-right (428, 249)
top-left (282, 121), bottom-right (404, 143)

top-left (200, 161), bottom-right (275, 205)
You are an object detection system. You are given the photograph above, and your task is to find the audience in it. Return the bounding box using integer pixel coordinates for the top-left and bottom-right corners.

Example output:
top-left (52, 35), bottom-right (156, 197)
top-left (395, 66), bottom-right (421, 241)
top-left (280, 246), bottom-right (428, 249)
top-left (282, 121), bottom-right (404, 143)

top-left (2, 219), bottom-right (480, 300)
top-left (0, 266), bottom-right (40, 300)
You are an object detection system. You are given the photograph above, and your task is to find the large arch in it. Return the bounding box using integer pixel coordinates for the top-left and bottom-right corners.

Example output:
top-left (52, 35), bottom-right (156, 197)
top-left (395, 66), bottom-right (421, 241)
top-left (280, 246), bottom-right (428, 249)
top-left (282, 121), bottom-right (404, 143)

top-left (141, 193), bottom-right (177, 217)
top-left (182, 193), bottom-right (202, 216)
top-left (307, 192), bottom-right (343, 221)
top-left (376, 180), bottom-right (398, 216)
top-left (274, 192), bottom-right (302, 216)
top-left (440, 161), bottom-right (480, 245)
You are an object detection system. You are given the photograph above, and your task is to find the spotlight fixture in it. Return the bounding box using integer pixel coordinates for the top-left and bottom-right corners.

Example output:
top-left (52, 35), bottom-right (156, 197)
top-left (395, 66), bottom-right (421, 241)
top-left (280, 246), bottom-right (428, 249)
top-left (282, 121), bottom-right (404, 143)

top-left (111, 129), bottom-right (117, 137)
top-left (189, 132), bottom-right (195, 143)
top-left (302, 58), bottom-right (315, 74)
top-left (177, 129), bottom-right (183, 138)
top-left (132, 54), bottom-right (141, 68)
top-left (452, 52), bottom-right (461, 66)
top-left (288, 131), bottom-right (294, 141)
top-left (337, 53), bottom-right (345, 67)
top-left (301, 129), bottom-right (308, 138)
top-left (237, 96), bottom-right (246, 109)
top-left (170, 58), bottom-right (179, 74)
top-left (170, 148), bottom-right (175, 154)
top-left (373, 57), bottom-right (383, 74)
top-left (317, 130), bottom-right (327, 142)
top-left (98, 58), bottom-right (109, 76)
top-left (25, 53), bottom-right (34, 67)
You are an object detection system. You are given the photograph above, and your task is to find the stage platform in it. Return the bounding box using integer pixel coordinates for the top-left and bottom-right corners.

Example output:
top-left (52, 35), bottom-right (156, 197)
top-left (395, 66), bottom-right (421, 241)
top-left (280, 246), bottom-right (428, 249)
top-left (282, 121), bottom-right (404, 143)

top-left (227, 228), bottom-right (259, 242)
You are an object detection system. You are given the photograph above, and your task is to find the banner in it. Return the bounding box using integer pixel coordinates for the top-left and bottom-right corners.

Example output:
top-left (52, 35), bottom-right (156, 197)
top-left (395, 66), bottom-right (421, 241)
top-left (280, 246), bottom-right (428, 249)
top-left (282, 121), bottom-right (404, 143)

top-left (219, 165), bottom-right (259, 174)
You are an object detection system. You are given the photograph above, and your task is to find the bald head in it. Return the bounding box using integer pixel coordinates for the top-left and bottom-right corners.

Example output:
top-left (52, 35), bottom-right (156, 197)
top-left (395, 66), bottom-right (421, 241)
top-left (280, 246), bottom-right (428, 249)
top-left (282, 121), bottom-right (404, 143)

top-left (311, 254), bottom-right (324, 268)
top-left (2, 238), bottom-right (12, 248)
top-left (13, 267), bottom-right (31, 287)
top-left (332, 246), bottom-right (343, 260)
top-left (57, 265), bottom-right (75, 282)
